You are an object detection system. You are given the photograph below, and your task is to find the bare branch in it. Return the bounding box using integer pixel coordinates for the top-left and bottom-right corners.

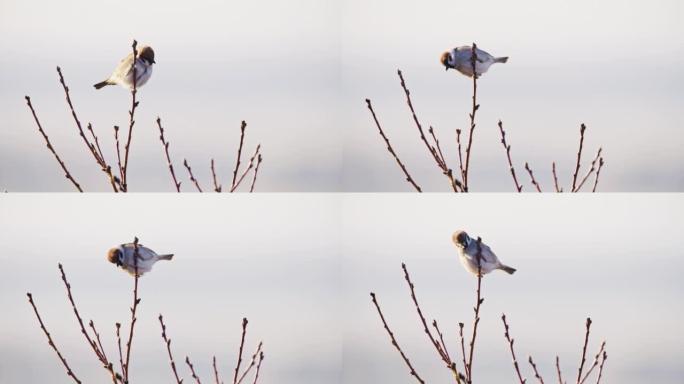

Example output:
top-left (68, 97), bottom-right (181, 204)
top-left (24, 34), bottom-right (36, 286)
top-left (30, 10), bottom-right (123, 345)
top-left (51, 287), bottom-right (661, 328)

top-left (186, 356), bottom-right (202, 384)
top-left (463, 43), bottom-right (480, 190)
top-left (525, 163), bottom-right (542, 192)
top-left (575, 318), bottom-right (592, 384)
top-left (231, 121), bottom-right (248, 189)
top-left (365, 98), bottom-right (422, 192)
top-left (183, 159), bottom-right (204, 192)
top-left (529, 356), bottom-right (545, 384)
top-left (159, 314), bottom-right (184, 384)
top-left (497, 120), bottom-right (523, 192)
top-left (124, 237), bottom-right (141, 381)
top-left (211, 159), bottom-right (222, 192)
top-left (249, 154), bottom-right (263, 193)
top-left (157, 117), bottom-right (182, 192)
top-left (26, 293), bottom-right (82, 384)
top-left (233, 318), bottom-right (248, 384)
top-left (571, 124), bottom-right (586, 191)
top-left (121, 40), bottom-right (139, 191)
top-left (370, 292), bottom-right (425, 384)
top-left (501, 314), bottom-right (526, 384)
top-left (24, 96), bottom-right (83, 192)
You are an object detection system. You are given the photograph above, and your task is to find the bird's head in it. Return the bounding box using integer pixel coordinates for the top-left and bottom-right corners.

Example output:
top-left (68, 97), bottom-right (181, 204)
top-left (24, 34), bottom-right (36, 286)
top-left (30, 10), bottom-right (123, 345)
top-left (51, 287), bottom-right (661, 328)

top-left (107, 248), bottom-right (123, 267)
top-left (440, 51), bottom-right (452, 71)
top-left (138, 46), bottom-right (156, 65)
top-left (452, 230), bottom-right (471, 249)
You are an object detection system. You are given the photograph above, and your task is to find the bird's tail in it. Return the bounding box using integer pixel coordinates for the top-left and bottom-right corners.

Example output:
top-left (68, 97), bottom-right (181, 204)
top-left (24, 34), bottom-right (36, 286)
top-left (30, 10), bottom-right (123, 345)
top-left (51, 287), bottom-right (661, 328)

top-left (499, 264), bottom-right (516, 274)
top-left (93, 79), bottom-right (114, 89)
top-left (158, 254), bottom-right (174, 261)
top-left (494, 56), bottom-right (509, 64)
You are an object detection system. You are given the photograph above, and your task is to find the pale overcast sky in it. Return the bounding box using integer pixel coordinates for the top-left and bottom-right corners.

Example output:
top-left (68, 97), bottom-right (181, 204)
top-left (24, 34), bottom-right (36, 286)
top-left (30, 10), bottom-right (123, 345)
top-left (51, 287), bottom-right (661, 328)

top-left (1, 194), bottom-right (682, 383)
top-left (1, 0), bottom-right (682, 191)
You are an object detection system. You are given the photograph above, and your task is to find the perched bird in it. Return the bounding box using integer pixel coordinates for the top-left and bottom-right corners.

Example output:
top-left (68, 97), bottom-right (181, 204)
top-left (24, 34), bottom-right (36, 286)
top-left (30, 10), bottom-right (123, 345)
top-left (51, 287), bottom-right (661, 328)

top-left (440, 46), bottom-right (508, 77)
top-left (107, 243), bottom-right (173, 276)
top-left (451, 230), bottom-right (516, 276)
top-left (94, 45), bottom-right (156, 90)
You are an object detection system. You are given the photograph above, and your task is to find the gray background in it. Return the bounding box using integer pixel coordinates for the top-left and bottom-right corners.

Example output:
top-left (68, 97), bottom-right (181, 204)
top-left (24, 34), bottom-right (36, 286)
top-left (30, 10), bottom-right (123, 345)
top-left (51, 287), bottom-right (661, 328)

top-left (1, 0), bottom-right (682, 191)
top-left (1, 194), bottom-right (682, 383)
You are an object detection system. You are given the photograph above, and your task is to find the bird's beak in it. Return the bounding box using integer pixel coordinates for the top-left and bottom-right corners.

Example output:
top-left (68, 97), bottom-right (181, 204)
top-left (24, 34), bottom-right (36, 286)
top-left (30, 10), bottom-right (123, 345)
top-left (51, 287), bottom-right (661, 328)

top-left (152, 59), bottom-right (156, 64)
top-left (445, 66), bottom-right (449, 71)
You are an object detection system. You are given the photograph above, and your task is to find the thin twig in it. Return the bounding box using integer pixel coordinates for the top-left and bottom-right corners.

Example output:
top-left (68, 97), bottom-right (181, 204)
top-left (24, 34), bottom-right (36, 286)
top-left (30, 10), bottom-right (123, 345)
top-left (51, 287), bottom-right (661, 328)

top-left (89, 320), bottom-right (109, 363)
top-left (497, 120), bottom-right (523, 192)
top-left (116, 323), bottom-right (125, 381)
top-left (432, 320), bottom-right (452, 364)
top-left (186, 356), bottom-right (202, 384)
top-left (230, 145), bottom-right (261, 192)
top-left (58, 264), bottom-right (108, 366)
top-left (592, 158), bottom-right (604, 192)
top-left (398, 70), bottom-right (462, 192)
top-left (233, 318), bottom-right (248, 384)
top-left (24, 96), bottom-right (83, 192)
top-left (157, 117), bottom-right (182, 192)
top-left (529, 356), bottom-right (545, 384)
top-left (231, 121), bottom-right (247, 189)
top-left (579, 342), bottom-right (606, 384)
top-left (525, 163), bottom-right (542, 192)
top-left (213, 356), bottom-right (220, 384)
top-left (552, 163), bottom-right (562, 193)
top-left (463, 43), bottom-right (479, 191)
top-left (574, 149), bottom-right (602, 192)
top-left (556, 356), bottom-right (564, 384)
top-left (365, 98), bottom-right (422, 192)
top-left (57, 67), bottom-right (120, 191)
top-left (459, 322), bottom-right (469, 380)
top-left (575, 318), bottom-right (592, 384)
top-left (87, 122), bottom-right (121, 192)
top-left (122, 40), bottom-right (139, 190)
top-left (430, 126), bottom-right (462, 191)
top-left (183, 159), bottom-right (204, 192)
top-left (594, 351), bottom-right (607, 384)
top-left (571, 124), bottom-right (586, 191)
top-left (236, 342), bottom-right (263, 384)
top-left (456, 129), bottom-right (465, 183)
top-left (211, 159), bottom-right (222, 192)
top-left (56, 67), bottom-right (101, 165)
top-left (251, 352), bottom-right (264, 384)
top-left (370, 292), bottom-right (425, 384)
top-left (124, 238), bottom-right (141, 382)
top-left (159, 314), bottom-right (184, 384)
top-left (502, 314), bottom-right (526, 384)
top-left (400, 264), bottom-right (464, 381)
top-left (467, 237), bottom-right (484, 383)
top-left (26, 293), bottom-right (82, 384)
top-left (401, 263), bottom-right (449, 363)
top-left (397, 71), bottom-right (441, 166)
top-left (114, 126), bottom-right (124, 184)
top-left (249, 154), bottom-right (263, 193)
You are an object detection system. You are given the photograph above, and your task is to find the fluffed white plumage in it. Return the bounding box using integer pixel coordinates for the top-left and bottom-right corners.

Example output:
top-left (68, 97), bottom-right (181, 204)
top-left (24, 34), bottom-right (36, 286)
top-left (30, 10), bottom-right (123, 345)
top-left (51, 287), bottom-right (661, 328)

top-left (451, 230), bottom-right (516, 276)
top-left (440, 46), bottom-right (508, 77)
top-left (94, 45), bottom-right (155, 90)
top-left (107, 243), bottom-right (173, 276)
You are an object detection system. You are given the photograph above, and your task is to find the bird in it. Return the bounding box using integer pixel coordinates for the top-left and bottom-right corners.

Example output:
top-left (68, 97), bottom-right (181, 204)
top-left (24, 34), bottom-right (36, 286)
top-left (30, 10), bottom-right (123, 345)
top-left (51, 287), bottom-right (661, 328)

top-left (106, 243), bottom-right (173, 276)
top-left (440, 45), bottom-right (508, 78)
top-left (451, 230), bottom-right (516, 276)
top-left (94, 45), bottom-right (156, 90)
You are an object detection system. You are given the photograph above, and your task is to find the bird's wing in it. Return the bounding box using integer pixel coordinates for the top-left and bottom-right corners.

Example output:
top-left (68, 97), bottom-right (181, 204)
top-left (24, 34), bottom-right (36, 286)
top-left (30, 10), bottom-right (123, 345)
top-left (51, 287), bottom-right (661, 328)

top-left (122, 243), bottom-right (156, 260)
top-left (478, 243), bottom-right (499, 264)
top-left (474, 47), bottom-right (495, 62)
top-left (136, 245), bottom-right (158, 260)
top-left (113, 53), bottom-right (135, 78)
